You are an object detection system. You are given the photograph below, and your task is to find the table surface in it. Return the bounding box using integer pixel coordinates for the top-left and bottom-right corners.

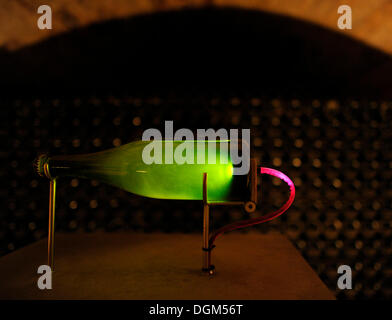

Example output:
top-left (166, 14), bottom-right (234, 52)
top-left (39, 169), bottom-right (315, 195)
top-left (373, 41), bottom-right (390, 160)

top-left (0, 232), bottom-right (334, 300)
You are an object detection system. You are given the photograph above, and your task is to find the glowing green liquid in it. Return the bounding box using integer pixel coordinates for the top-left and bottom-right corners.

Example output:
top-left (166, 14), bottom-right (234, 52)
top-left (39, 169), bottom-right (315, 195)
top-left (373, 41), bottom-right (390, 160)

top-left (46, 140), bottom-right (245, 201)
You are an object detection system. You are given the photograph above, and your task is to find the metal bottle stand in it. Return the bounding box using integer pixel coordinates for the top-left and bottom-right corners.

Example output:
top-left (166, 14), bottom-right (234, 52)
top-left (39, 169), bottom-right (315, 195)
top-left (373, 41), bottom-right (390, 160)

top-left (202, 173), bottom-right (215, 275)
top-left (41, 161), bottom-right (56, 271)
top-left (201, 159), bottom-right (258, 275)
top-left (48, 179), bottom-right (56, 270)
top-left (41, 158), bottom-right (257, 273)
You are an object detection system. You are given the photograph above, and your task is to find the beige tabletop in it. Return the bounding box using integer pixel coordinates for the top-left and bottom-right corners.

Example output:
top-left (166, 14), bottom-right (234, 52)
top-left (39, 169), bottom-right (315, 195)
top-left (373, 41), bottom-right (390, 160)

top-left (0, 232), bottom-right (334, 299)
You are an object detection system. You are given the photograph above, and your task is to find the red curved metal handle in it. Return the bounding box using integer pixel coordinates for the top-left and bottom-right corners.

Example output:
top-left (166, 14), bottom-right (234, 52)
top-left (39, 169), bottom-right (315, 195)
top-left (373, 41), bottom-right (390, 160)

top-left (209, 167), bottom-right (295, 247)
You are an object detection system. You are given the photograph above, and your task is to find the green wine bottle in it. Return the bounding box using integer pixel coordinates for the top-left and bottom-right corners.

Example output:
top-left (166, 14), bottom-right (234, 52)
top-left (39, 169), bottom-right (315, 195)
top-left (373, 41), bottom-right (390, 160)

top-left (35, 140), bottom-right (250, 202)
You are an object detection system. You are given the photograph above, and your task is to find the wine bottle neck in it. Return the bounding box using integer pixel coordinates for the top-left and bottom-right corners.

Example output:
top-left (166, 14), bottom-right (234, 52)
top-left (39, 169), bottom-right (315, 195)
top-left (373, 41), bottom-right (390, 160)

top-left (35, 153), bottom-right (113, 180)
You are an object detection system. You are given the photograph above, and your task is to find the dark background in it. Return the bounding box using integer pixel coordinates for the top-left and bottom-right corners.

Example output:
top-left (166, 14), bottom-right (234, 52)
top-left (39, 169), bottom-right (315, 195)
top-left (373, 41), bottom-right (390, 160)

top-left (1, 8), bottom-right (392, 299)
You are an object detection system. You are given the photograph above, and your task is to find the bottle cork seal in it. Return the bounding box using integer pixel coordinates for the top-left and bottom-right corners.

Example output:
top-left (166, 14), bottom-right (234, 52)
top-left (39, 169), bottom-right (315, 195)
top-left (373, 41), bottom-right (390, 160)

top-left (34, 154), bottom-right (49, 177)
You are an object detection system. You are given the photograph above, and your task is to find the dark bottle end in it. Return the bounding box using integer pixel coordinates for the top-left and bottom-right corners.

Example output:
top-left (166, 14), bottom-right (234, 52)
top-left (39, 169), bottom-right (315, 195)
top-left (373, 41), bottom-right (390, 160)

top-left (34, 154), bottom-right (49, 177)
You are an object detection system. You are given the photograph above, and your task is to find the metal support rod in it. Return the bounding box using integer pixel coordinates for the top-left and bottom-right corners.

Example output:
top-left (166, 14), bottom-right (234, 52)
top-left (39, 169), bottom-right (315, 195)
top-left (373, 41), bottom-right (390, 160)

top-left (250, 158), bottom-right (258, 204)
top-left (48, 178), bottom-right (56, 270)
top-left (202, 173), bottom-right (214, 275)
